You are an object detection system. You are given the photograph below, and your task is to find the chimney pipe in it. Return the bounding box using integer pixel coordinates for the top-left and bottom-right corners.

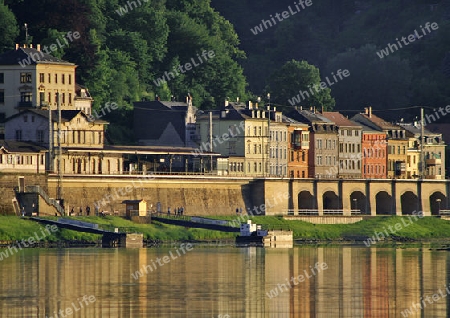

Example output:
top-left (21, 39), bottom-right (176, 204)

top-left (30, 44), bottom-right (33, 48)
top-left (37, 44), bottom-right (41, 51)
top-left (15, 44), bottom-right (19, 50)
top-left (369, 106), bottom-right (372, 118)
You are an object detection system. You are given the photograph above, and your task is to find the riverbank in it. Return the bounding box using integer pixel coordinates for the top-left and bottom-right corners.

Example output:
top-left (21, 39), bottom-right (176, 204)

top-left (2, 215), bottom-right (450, 246)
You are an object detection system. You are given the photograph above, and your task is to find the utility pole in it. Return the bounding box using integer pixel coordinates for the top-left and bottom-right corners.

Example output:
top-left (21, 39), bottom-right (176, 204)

top-left (267, 93), bottom-right (271, 177)
top-left (56, 92), bottom-right (64, 213)
top-left (420, 107), bottom-right (425, 179)
top-left (48, 102), bottom-right (53, 172)
top-left (209, 111), bottom-right (213, 173)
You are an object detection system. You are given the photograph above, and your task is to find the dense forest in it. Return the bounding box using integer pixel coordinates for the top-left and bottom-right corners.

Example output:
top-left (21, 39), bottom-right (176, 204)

top-left (1, 0), bottom-right (450, 142)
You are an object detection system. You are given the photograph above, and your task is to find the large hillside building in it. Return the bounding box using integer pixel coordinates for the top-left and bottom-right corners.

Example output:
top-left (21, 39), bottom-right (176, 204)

top-left (0, 44), bottom-right (93, 131)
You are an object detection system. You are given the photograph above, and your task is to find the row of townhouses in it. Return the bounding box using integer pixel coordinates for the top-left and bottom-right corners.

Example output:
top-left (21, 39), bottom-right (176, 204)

top-left (0, 44), bottom-right (446, 179)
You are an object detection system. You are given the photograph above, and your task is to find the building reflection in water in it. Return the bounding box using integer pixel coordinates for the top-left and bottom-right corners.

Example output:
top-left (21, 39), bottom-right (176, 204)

top-left (0, 246), bottom-right (448, 317)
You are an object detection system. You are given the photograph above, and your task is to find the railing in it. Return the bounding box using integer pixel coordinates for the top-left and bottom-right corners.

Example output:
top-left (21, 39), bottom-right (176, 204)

top-left (23, 185), bottom-right (65, 215)
top-left (288, 209), bottom-right (361, 216)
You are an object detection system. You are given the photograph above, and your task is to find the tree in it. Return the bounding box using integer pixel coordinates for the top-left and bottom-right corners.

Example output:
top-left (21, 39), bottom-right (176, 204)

top-left (0, 1), bottom-right (19, 52)
top-left (269, 60), bottom-right (335, 111)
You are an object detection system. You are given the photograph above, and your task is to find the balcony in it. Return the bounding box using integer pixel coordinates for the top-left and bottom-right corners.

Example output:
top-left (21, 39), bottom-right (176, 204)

top-left (301, 141), bottom-right (309, 149)
top-left (426, 158), bottom-right (441, 165)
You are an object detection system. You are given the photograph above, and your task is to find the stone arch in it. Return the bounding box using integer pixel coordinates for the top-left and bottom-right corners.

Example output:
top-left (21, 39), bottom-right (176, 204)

top-left (323, 191), bottom-right (339, 210)
top-left (401, 191), bottom-right (418, 215)
top-left (298, 191), bottom-right (315, 211)
top-left (430, 192), bottom-right (447, 215)
top-left (376, 191), bottom-right (393, 215)
top-left (350, 191), bottom-right (367, 214)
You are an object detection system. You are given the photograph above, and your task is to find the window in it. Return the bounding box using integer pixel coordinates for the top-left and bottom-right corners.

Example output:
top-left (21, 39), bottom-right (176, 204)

top-left (253, 127), bottom-right (256, 136)
top-left (69, 74), bottom-right (72, 85)
top-left (39, 73), bottom-right (45, 83)
top-left (15, 130), bottom-right (22, 141)
top-left (62, 93), bottom-right (65, 104)
top-left (258, 127), bottom-right (262, 136)
top-left (20, 73), bottom-right (32, 83)
top-left (36, 130), bottom-right (44, 143)
top-left (20, 92), bottom-right (32, 102)
top-left (0, 73), bottom-right (3, 83)
top-left (48, 92), bottom-right (51, 105)
top-left (23, 115), bottom-right (28, 122)
top-left (317, 139), bottom-right (322, 149)
top-left (55, 74), bottom-right (58, 83)
top-left (317, 155), bottom-right (322, 165)
top-left (48, 73), bottom-right (51, 83)
top-left (62, 74), bottom-right (65, 84)
top-left (0, 89), bottom-right (4, 103)
top-left (69, 93), bottom-right (72, 104)
top-left (39, 92), bottom-right (45, 105)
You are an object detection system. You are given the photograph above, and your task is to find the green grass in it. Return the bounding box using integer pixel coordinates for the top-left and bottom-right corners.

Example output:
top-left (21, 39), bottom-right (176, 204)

top-left (200, 215), bottom-right (450, 241)
top-left (2, 215), bottom-right (450, 244)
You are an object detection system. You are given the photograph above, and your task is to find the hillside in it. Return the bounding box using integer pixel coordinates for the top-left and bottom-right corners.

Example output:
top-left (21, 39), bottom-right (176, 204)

top-left (0, 0), bottom-right (449, 138)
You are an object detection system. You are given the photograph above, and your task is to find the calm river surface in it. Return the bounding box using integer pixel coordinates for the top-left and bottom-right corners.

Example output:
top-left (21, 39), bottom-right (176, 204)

top-left (1, 245), bottom-right (450, 317)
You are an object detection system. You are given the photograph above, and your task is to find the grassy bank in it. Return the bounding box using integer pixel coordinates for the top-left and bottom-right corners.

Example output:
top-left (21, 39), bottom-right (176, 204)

top-left (1, 216), bottom-right (450, 245)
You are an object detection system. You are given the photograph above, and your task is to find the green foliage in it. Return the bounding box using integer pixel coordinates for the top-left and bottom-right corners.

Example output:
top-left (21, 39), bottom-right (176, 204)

top-left (0, 1), bottom-right (19, 52)
top-left (270, 60), bottom-right (335, 110)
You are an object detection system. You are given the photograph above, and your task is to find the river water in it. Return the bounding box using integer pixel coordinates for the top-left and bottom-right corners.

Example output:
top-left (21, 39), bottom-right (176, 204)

top-left (0, 245), bottom-right (449, 317)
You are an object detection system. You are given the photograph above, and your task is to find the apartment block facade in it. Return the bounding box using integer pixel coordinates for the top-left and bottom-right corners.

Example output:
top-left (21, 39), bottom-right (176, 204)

top-left (287, 108), bottom-right (338, 178)
top-left (322, 112), bottom-right (362, 178)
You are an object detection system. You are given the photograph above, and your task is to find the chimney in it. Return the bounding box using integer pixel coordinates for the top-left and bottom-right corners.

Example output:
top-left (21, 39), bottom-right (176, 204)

top-left (30, 44), bottom-right (33, 48)
top-left (225, 100), bottom-right (229, 107)
top-left (37, 44), bottom-right (41, 51)
top-left (368, 106), bottom-right (372, 118)
top-left (300, 106), bottom-right (302, 110)
top-left (247, 101), bottom-right (253, 110)
top-left (15, 43), bottom-right (19, 50)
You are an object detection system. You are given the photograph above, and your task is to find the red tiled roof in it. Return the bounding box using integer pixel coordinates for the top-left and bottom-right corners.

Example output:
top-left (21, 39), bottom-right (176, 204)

top-left (321, 112), bottom-right (360, 127)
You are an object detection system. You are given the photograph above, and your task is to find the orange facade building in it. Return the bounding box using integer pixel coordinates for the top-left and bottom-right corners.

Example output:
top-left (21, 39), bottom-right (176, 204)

top-left (286, 119), bottom-right (309, 178)
top-left (360, 126), bottom-right (387, 179)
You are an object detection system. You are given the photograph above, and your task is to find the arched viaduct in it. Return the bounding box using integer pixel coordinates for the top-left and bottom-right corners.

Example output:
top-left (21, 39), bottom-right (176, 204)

top-left (259, 179), bottom-right (450, 216)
